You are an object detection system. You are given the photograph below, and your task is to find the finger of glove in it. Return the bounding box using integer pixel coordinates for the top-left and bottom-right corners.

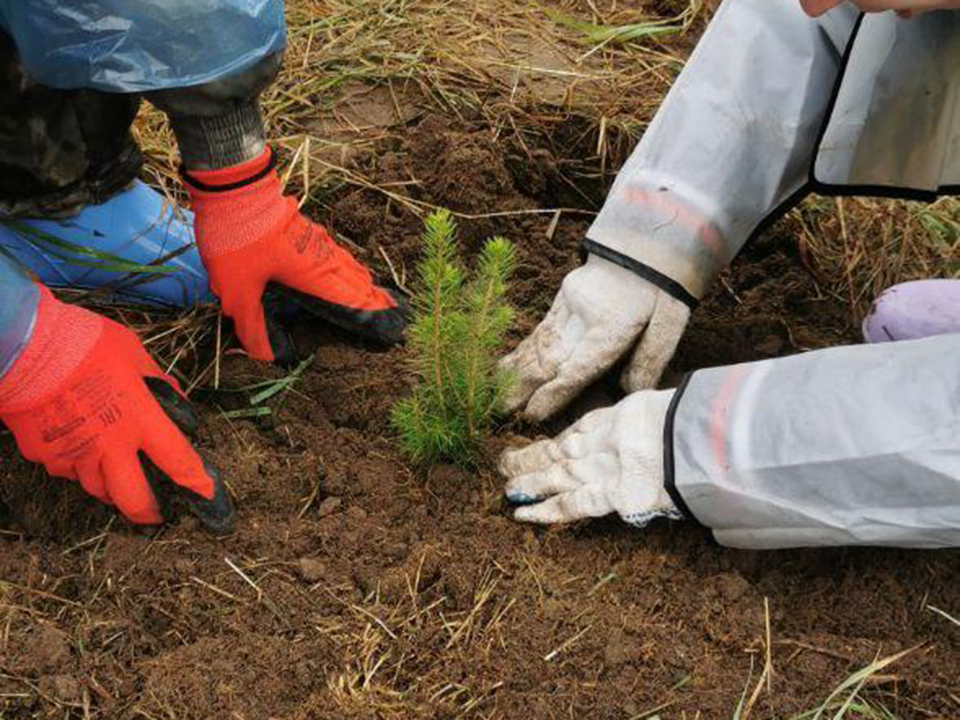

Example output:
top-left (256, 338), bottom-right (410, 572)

top-left (140, 407), bottom-right (214, 501)
top-left (101, 450), bottom-right (163, 525)
top-left (499, 410), bottom-right (613, 479)
top-left (513, 485), bottom-right (611, 525)
top-left (499, 438), bottom-right (564, 479)
top-left (505, 454), bottom-right (619, 505)
top-left (524, 328), bottom-right (634, 422)
top-left (221, 285), bottom-right (274, 362)
top-left (620, 295), bottom-right (690, 393)
top-left (505, 461), bottom-right (582, 504)
top-left (143, 376), bottom-right (201, 437)
top-left (499, 301), bottom-right (573, 414)
top-left (113, 331), bottom-right (196, 420)
top-left (261, 287), bottom-right (299, 368)
top-left (107, 321), bottom-right (201, 434)
top-left (76, 461), bottom-right (110, 505)
top-left (42, 461), bottom-right (79, 482)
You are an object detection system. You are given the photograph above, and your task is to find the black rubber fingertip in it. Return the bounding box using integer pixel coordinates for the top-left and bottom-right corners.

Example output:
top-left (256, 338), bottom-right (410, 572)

top-left (145, 376), bottom-right (201, 436)
top-left (139, 454), bottom-right (236, 535)
top-left (263, 285), bottom-right (300, 368)
top-left (143, 378), bottom-right (236, 534)
top-left (184, 461), bottom-right (236, 535)
top-left (390, 289), bottom-right (413, 324)
top-left (140, 452), bottom-right (175, 523)
top-left (268, 322), bottom-right (299, 369)
top-left (267, 282), bottom-right (410, 347)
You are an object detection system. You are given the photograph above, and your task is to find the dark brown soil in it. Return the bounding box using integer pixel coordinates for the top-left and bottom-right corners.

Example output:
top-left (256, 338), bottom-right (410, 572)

top-left (1, 116), bottom-right (958, 720)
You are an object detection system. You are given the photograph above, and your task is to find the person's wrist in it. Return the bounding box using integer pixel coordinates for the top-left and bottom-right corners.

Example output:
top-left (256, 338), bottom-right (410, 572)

top-left (183, 148), bottom-right (288, 262)
top-left (0, 288), bottom-right (102, 414)
top-left (183, 147), bottom-right (274, 190)
top-left (585, 254), bottom-right (673, 308)
top-left (616, 389), bottom-right (680, 525)
top-left (649, 389), bottom-right (677, 513)
top-left (582, 240), bottom-right (705, 310)
top-left (171, 101), bottom-right (267, 171)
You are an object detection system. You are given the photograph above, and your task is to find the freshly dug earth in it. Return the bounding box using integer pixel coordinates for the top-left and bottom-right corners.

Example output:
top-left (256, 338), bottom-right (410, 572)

top-left (1, 117), bottom-right (958, 720)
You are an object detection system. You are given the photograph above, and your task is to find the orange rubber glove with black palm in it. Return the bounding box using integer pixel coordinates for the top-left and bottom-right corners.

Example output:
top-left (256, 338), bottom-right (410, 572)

top-left (183, 149), bottom-right (408, 364)
top-left (0, 287), bottom-right (235, 533)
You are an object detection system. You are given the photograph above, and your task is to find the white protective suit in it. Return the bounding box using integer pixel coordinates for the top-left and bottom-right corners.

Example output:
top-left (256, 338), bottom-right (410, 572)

top-left (584, 0), bottom-right (960, 549)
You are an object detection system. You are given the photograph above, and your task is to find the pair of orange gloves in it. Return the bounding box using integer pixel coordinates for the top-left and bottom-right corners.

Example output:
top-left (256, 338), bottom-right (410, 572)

top-left (0, 149), bottom-right (406, 531)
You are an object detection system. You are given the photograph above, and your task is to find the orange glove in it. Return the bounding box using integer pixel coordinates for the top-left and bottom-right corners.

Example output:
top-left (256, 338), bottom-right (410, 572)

top-left (0, 287), bottom-right (234, 532)
top-left (184, 149), bottom-right (408, 363)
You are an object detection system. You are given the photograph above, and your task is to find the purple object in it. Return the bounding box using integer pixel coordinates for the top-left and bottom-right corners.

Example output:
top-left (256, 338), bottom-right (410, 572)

top-left (863, 280), bottom-right (960, 344)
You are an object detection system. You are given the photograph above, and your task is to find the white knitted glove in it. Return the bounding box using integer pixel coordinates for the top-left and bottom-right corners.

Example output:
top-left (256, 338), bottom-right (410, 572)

top-left (501, 255), bottom-right (690, 422)
top-left (500, 389), bottom-right (682, 526)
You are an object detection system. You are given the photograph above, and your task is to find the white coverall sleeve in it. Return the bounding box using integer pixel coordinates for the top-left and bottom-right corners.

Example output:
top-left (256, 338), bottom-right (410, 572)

top-left (585, 0), bottom-right (858, 303)
top-left (667, 334), bottom-right (960, 549)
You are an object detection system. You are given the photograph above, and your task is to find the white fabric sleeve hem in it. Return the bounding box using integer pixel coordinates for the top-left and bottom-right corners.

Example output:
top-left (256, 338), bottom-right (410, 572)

top-left (668, 334), bottom-right (960, 549)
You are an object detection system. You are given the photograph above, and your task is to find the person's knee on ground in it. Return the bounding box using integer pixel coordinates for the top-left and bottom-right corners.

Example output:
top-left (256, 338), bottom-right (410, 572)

top-left (863, 279), bottom-right (960, 343)
top-left (0, 30), bottom-right (210, 308)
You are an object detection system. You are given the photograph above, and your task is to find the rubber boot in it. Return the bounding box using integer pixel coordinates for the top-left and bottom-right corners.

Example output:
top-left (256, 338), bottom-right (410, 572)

top-left (863, 279), bottom-right (960, 343)
top-left (0, 181), bottom-right (214, 308)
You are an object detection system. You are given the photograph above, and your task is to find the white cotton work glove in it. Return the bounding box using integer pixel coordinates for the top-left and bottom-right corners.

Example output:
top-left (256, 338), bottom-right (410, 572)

top-left (501, 255), bottom-right (690, 422)
top-left (499, 389), bottom-right (683, 527)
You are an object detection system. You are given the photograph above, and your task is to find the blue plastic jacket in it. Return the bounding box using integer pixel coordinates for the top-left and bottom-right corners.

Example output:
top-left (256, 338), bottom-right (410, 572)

top-left (0, 255), bottom-right (39, 379)
top-left (0, 1), bottom-right (286, 92)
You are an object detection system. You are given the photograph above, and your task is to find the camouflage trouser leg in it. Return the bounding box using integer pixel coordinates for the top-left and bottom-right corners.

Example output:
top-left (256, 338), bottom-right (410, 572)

top-left (0, 31), bottom-right (143, 219)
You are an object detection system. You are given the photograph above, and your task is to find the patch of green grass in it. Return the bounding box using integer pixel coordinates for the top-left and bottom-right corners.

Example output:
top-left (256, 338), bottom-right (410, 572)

top-left (217, 354), bottom-right (315, 421)
top-left (789, 647), bottom-right (915, 720)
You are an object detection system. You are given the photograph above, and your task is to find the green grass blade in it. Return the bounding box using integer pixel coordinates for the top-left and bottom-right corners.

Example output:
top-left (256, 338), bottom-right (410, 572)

top-left (3, 221), bottom-right (177, 274)
top-left (788, 646), bottom-right (916, 720)
top-left (221, 407), bottom-right (272, 420)
top-left (249, 355), bottom-right (315, 406)
top-left (546, 10), bottom-right (681, 46)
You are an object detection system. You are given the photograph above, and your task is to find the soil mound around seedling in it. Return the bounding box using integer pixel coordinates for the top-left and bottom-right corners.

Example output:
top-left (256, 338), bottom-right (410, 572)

top-left (1, 117), bottom-right (958, 719)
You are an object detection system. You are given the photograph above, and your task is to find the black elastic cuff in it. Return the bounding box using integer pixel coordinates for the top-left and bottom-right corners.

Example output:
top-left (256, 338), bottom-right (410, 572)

top-left (662, 374), bottom-right (702, 526)
top-left (171, 101), bottom-right (267, 171)
top-left (182, 149), bottom-right (277, 193)
top-left (581, 240), bottom-right (700, 310)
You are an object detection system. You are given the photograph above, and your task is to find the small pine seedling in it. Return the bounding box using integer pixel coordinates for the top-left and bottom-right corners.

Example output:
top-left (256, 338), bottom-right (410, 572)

top-left (392, 209), bottom-right (516, 466)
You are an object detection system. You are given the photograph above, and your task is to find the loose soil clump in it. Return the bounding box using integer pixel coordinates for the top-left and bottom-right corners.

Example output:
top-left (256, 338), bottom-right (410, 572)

top-left (1, 117), bottom-right (958, 719)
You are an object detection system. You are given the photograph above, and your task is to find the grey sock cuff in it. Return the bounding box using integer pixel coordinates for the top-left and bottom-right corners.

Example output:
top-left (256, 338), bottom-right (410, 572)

top-left (171, 102), bottom-right (267, 170)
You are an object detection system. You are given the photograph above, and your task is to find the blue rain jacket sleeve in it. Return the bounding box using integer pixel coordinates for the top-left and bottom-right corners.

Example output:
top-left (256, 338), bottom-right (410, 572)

top-left (0, 255), bottom-right (39, 378)
top-left (0, 1), bottom-right (286, 93)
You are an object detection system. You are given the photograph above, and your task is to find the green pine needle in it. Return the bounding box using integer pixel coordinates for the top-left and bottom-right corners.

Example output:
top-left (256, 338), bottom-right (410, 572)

top-left (392, 210), bottom-right (516, 467)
